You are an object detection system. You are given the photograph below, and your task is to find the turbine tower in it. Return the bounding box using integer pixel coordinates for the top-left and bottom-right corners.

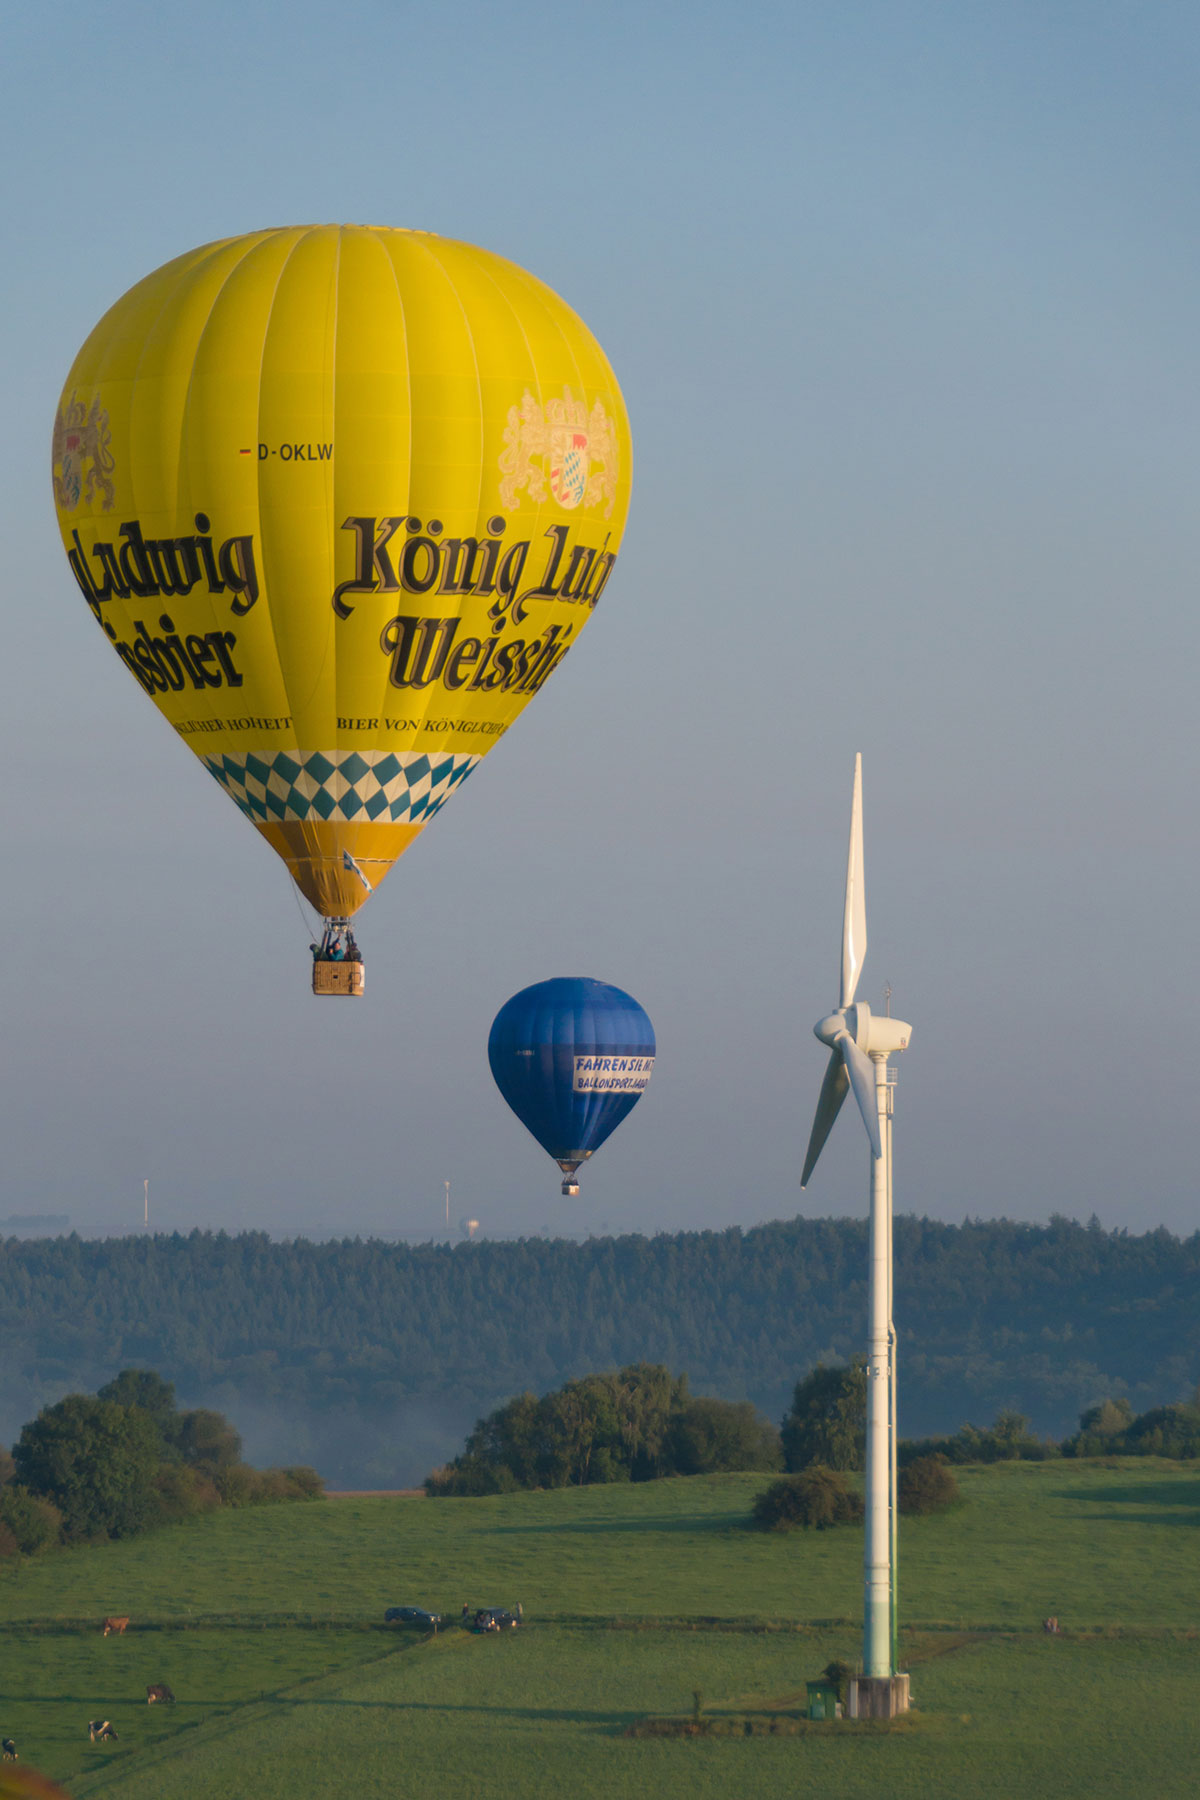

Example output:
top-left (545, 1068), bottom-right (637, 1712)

top-left (800, 753), bottom-right (912, 1718)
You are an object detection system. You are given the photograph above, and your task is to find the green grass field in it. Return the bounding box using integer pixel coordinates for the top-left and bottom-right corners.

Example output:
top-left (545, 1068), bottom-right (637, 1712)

top-left (1, 1460), bottom-right (1198, 1796)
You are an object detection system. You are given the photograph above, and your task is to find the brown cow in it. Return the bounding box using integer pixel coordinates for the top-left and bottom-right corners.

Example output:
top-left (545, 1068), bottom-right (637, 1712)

top-left (146, 1684), bottom-right (175, 1705)
top-left (2, 1739), bottom-right (17, 1760)
top-left (88, 1720), bottom-right (118, 1742)
top-left (102, 1616), bottom-right (129, 1637)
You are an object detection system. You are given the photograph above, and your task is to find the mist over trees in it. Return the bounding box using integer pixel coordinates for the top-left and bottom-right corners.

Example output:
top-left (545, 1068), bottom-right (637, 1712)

top-left (1, 1370), bottom-right (321, 1560)
top-left (0, 1215), bottom-right (1198, 1486)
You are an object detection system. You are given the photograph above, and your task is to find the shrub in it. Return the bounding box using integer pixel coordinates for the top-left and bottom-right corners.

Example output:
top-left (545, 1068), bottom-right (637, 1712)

top-left (900, 1411), bottom-right (1058, 1467)
top-left (0, 1484), bottom-right (63, 1554)
top-left (212, 1461), bottom-right (259, 1507)
top-left (279, 1465), bottom-right (324, 1499)
top-left (1063, 1397), bottom-right (1200, 1460)
top-left (898, 1455), bottom-right (961, 1515)
top-left (822, 1659), bottom-right (855, 1704)
top-left (752, 1466), bottom-right (863, 1531)
top-left (251, 1468), bottom-right (293, 1503)
top-left (1120, 1405), bottom-right (1200, 1460)
top-left (152, 1463), bottom-right (221, 1523)
top-left (245, 1466), bottom-right (321, 1503)
top-left (1066, 1398), bottom-right (1133, 1458)
top-left (1080, 1398), bottom-right (1133, 1438)
top-left (154, 1457), bottom-right (319, 1516)
top-left (425, 1457), bottom-right (519, 1497)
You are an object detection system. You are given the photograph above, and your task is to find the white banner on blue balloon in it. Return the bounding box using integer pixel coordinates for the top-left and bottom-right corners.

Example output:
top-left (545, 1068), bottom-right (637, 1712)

top-left (572, 1056), bottom-right (655, 1093)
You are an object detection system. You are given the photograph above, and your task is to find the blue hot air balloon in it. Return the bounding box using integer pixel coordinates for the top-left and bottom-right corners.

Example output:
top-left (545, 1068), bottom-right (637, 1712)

top-left (488, 977), bottom-right (656, 1195)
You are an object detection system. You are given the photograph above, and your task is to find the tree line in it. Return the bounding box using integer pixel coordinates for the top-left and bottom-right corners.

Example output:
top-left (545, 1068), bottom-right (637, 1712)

top-left (0, 1370), bottom-right (321, 1561)
top-left (775, 1360), bottom-right (1200, 1471)
top-left (426, 1364), bottom-right (780, 1493)
top-left (427, 1354), bottom-right (1200, 1498)
top-left (1, 1214), bottom-right (1199, 1484)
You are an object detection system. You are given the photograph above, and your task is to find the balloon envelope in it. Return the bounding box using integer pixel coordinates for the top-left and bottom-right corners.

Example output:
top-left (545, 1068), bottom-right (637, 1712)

top-left (488, 977), bottom-right (655, 1182)
top-left (52, 226), bottom-right (631, 918)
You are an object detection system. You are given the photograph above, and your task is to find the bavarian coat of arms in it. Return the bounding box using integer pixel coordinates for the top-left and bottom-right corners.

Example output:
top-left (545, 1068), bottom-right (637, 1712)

top-left (498, 387), bottom-right (620, 518)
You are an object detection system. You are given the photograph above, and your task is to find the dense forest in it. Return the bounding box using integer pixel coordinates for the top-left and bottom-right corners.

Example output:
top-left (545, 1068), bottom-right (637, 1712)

top-left (0, 1215), bottom-right (1197, 1486)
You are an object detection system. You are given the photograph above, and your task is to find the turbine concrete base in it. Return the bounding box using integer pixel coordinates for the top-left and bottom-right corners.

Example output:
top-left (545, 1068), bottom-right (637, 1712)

top-left (847, 1674), bottom-right (910, 1719)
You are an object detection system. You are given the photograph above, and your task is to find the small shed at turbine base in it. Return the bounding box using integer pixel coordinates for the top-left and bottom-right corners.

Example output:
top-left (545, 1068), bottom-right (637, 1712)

top-left (805, 1680), bottom-right (841, 1720)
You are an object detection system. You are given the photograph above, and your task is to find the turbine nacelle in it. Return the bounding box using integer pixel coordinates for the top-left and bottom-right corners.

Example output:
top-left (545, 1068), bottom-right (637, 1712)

top-left (814, 1003), bottom-right (912, 1059)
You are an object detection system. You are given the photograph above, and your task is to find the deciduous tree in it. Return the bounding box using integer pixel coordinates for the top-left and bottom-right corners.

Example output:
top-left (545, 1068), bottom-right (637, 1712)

top-left (781, 1361), bottom-right (866, 1472)
top-left (13, 1396), bottom-right (159, 1540)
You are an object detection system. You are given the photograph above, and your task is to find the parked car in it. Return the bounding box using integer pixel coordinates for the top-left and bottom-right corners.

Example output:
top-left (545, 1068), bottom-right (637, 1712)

top-left (473, 1608), bottom-right (519, 1632)
top-left (384, 1607), bottom-right (442, 1627)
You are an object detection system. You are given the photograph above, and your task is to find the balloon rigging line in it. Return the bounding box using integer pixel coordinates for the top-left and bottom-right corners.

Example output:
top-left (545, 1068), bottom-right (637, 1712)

top-left (287, 874), bottom-right (321, 943)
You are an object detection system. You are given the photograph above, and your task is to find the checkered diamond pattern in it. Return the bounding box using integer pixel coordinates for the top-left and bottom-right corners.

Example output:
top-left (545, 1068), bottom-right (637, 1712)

top-left (201, 749), bottom-right (479, 825)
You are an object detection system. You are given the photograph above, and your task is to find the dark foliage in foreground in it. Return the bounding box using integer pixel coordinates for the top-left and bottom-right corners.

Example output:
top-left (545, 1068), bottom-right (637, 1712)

top-left (3, 1213), bottom-right (1200, 1482)
top-left (751, 1466), bottom-right (864, 1531)
top-left (426, 1363), bottom-right (781, 1493)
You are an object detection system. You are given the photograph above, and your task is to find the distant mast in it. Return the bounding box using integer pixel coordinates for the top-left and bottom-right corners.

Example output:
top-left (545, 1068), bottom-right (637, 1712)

top-left (144, 1179), bottom-right (149, 1232)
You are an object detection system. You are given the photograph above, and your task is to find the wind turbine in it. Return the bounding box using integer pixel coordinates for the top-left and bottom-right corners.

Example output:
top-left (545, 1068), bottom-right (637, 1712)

top-left (801, 753), bottom-right (912, 1717)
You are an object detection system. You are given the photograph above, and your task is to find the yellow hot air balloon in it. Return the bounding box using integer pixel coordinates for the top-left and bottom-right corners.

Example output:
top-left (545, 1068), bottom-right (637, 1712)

top-left (52, 226), bottom-right (631, 992)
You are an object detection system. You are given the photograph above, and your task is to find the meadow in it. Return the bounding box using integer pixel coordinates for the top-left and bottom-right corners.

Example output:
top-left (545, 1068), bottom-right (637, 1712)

top-left (1, 1460), bottom-right (1198, 1796)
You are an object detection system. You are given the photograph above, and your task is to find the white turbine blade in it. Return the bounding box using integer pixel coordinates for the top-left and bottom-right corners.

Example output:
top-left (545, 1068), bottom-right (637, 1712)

top-left (840, 753), bottom-right (867, 1007)
top-left (800, 1049), bottom-right (849, 1188)
top-left (840, 1032), bottom-right (882, 1159)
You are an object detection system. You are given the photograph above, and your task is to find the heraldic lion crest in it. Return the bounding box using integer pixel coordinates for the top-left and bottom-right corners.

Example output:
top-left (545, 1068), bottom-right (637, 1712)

top-left (52, 392), bottom-right (116, 513)
top-left (498, 387), bottom-right (620, 518)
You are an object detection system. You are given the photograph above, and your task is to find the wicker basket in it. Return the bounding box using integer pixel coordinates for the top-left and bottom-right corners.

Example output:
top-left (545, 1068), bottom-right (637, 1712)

top-left (312, 960), bottom-right (365, 997)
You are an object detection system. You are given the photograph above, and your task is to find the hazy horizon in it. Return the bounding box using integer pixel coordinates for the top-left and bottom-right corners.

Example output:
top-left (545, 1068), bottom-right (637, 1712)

top-left (4, 3), bottom-right (1198, 1242)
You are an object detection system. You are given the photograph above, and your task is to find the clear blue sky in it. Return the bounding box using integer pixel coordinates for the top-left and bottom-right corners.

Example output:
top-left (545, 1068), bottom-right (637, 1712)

top-left (1, 1), bottom-right (1197, 1239)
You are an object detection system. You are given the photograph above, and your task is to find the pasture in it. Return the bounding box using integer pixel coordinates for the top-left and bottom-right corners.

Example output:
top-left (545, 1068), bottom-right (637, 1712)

top-left (0, 1460), bottom-right (1197, 1796)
